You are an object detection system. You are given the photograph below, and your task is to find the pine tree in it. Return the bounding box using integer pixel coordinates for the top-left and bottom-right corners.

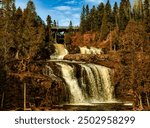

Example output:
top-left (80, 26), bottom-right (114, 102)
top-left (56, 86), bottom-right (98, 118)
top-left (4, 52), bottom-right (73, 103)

top-left (80, 5), bottom-right (86, 33)
top-left (12, 2), bottom-right (16, 16)
top-left (53, 20), bottom-right (57, 27)
top-left (13, 7), bottom-right (23, 59)
top-left (85, 4), bottom-right (90, 31)
top-left (45, 15), bottom-right (53, 43)
top-left (126, 0), bottom-right (131, 19)
top-left (90, 5), bottom-right (98, 31)
top-left (97, 2), bottom-right (104, 31)
top-left (22, 0), bottom-right (42, 59)
top-left (133, 0), bottom-right (138, 19)
top-left (133, 0), bottom-right (144, 21)
top-left (138, 0), bottom-right (144, 20)
top-left (119, 0), bottom-right (131, 31)
top-left (68, 20), bottom-right (73, 32)
top-left (112, 2), bottom-right (119, 28)
top-left (85, 4), bottom-right (89, 18)
top-left (0, 0), bottom-right (15, 64)
top-left (143, 0), bottom-right (150, 32)
top-left (100, 0), bottom-right (112, 40)
top-left (35, 19), bottom-right (45, 58)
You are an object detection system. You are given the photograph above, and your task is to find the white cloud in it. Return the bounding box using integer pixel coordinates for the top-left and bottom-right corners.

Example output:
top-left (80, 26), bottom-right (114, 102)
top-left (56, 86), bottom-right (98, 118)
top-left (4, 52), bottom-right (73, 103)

top-left (65, 0), bottom-right (77, 4)
top-left (72, 7), bottom-right (81, 11)
top-left (72, 13), bottom-right (80, 19)
top-left (15, 0), bottom-right (81, 26)
top-left (64, 11), bottom-right (72, 15)
top-left (54, 6), bottom-right (71, 11)
top-left (85, 0), bottom-right (103, 4)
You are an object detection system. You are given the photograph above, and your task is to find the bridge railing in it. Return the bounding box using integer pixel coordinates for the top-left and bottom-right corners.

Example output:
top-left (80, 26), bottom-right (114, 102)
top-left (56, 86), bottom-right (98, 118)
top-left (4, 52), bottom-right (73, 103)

top-left (51, 26), bottom-right (79, 30)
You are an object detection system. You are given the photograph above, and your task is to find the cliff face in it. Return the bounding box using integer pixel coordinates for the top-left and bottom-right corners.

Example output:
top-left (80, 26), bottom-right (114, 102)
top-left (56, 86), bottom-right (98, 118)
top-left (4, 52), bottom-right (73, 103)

top-left (1, 60), bottom-right (68, 110)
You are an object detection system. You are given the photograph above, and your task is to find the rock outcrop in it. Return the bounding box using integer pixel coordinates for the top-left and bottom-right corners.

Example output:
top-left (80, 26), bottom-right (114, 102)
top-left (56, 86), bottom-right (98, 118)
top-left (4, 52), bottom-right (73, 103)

top-left (64, 53), bottom-right (120, 68)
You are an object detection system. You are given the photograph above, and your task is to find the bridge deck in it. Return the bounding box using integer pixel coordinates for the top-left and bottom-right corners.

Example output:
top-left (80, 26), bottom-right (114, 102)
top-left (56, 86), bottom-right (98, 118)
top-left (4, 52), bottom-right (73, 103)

top-left (51, 26), bottom-right (79, 31)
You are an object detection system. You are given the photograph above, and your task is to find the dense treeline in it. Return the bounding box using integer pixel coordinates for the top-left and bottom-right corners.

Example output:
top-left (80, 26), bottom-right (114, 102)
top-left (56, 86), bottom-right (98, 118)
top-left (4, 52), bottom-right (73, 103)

top-left (0, 0), bottom-right (55, 64)
top-left (80, 0), bottom-right (150, 109)
top-left (81, 0), bottom-right (149, 109)
top-left (80, 0), bottom-right (150, 40)
top-left (0, 0), bottom-right (56, 110)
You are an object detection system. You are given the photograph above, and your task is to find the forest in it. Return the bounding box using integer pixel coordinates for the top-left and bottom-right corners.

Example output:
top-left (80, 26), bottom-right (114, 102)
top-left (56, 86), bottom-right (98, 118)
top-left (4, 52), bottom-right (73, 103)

top-left (0, 0), bottom-right (150, 111)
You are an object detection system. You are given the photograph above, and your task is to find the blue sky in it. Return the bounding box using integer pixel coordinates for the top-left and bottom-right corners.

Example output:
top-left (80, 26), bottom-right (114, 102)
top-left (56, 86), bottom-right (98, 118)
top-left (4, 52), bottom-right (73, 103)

top-left (15, 0), bottom-right (133, 26)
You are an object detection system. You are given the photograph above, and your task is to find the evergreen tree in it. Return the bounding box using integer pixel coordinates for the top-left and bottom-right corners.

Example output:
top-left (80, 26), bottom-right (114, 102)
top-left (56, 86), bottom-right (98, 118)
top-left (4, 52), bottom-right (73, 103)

top-left (0, 0), bottom-right (15, 64)
top-left (143, 0), bottom-right (150, 32)
top-left (35, 18), bottom-right (45, 58)
top-left (126, 0), bottom-right (131, 19)
top-left (13, 7), bottom-right (23, 59)
top-left (2, 0), bottom-right (15, 10)
top-left (80, 5), bottom-right (86, 33)
top-left (112, 2), bottom-right (119, 28)
top-left (85, 4), bottom-right (90, 31)
top-left (119, 0), bottom-right (131, 31)
top-left (85, 4), bottom-right (89, 17)
top-left (100, 0), bottom-right (112, 40)
top-left (133, 0), bottom-right (138, 19)
top-left (12, 2), bottom-right (16, 16)
top-left (22, 0), bottom-right (42, 59)
top-left (137, 0), bottom-right (144, 20)
top-left (0, 1), bottom-right (16, 97)
top-left (53, 20), bottom-right (57, 27)
top-left (68, 20), bottom-right (73, 32)
top-left (97, 2), bottom-right (104, 31)
top-left (133, 0), bottom-right (144, 21)
top-left (90, 5), bottom-right (98, 31)
top-left (64, 21), bottom-right (73, 45)
top-left (45, 15), bottom-right (53, 43)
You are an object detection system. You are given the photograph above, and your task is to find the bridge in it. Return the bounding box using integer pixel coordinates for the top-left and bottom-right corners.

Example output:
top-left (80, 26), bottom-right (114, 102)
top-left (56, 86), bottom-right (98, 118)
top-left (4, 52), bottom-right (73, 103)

top-left (51, 26), bottom-right (79, 44)
top-left (51, 26), bottom-right (79, 32)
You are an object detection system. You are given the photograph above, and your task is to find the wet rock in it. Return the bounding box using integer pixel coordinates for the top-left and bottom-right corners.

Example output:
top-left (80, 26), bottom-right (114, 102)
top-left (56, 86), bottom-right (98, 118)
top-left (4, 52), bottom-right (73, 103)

top-left (66, 44), bottom-right (80, 54)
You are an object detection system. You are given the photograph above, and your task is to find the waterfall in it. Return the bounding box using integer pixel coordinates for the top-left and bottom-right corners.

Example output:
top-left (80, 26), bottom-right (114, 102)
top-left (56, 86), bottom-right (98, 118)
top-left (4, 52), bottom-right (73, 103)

top-left (50, 44), bottom-right (68, 60)
top-left (95, 65), bottom-right (113, 101)
top-left (54, 62), bottom-right (114, 104)
top-left (48, 44), bottom-right (114, 104)
top-left (57, 63), bottom-right (85, 103)
top-left (80, 64), bottom-right (100, 101)
top-left (50, 45), bottom-right (102, 59)
top-left (80, 46), bottom-right (103, 54)
top-left (80, 64), bottom-right (113, 102)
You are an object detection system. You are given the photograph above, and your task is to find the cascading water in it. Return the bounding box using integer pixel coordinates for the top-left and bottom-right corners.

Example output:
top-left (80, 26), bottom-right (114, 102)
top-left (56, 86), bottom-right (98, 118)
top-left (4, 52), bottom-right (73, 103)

top-left (57, 63), bottom-right (85, 103)
top-left (95, 65), bottom-right (113, 101)
top-left (50, 44), bottom-right (103, 60)
top-left (80, 46), bottom-right (103, 54)
top-left (50, 44), bottom-right (68, 60)
top-left (55, 62), bottom-right (114, 104)
top-left (47, 44), bottom-right (114, 104)
top-left (80, 64), bottom-right (100, 101)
